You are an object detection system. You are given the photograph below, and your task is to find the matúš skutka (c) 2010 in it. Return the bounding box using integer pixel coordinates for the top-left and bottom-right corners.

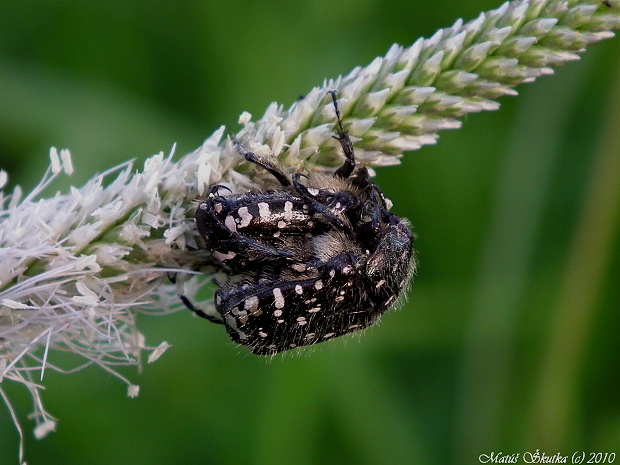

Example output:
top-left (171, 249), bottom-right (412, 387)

top-left (185, 91), bottom-right (415, 355)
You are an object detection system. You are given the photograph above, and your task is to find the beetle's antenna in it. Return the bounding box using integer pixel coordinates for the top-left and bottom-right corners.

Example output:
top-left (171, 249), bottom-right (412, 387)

top-left (329, 91), bottom-right (356, 179)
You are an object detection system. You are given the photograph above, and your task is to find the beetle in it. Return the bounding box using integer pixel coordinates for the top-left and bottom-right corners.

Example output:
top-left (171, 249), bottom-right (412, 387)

top-left (187, 91), bottom-right (415, 355)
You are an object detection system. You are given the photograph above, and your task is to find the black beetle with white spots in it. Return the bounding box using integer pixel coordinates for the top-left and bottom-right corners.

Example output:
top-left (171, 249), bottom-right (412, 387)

top-left (185, 92), bottom-right (416, 355)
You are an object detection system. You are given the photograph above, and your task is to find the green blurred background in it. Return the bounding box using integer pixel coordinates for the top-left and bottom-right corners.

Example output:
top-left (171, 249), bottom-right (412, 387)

top-left (1, 0), bottom-right (619, 464)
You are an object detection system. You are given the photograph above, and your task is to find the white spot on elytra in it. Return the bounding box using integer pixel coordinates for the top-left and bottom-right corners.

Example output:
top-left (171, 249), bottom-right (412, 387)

top-left (329, 270), bottom-right (336, 278)
top-left (244, 296), bottom-right (259, 311)
top-left (225, 215), bottom-right (237, 232)
top-left (375, 279), bottom-right (386, 288)
top-left (277, 220), bottom-right (287, 228)
top-left (225, 314), bottom-right (238, 330)
top-left (258, 331), bottom-right (268, 338)
top-left (308, 307), bottom-right (321, 313)
top-left (295, 285), bottom-right (303, 294)
top-left (296, 316), bottom-right (307, 325)
top-left (284, 201), bottom-right (293, 220)
top-left (273, 287), bottom-right (285, 309)
top-left (213, 250), bottom-right (237, 261)
top-left (292, 264), bottom-right (306, 272)
top-left (273, 230), bottom-right (281, 238)
top-left (314, 280), bottom-right (323, 290)
top-left (273, 309), bottom-right (283, 317)
top-left (232, 307), bottom-right (249, 324)
top-left (308, 187), bottom-right (319, 196)
top-left (258, 202), bottom-right (270, 218)
top-left (238, 206), bottom-right (253, 228)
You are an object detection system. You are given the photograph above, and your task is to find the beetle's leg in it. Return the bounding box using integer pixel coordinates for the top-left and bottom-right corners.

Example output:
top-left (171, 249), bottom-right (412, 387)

top-left (233, 139), bottom-right (291, 187)
top-left (179, 295), bottom-right (224, 324)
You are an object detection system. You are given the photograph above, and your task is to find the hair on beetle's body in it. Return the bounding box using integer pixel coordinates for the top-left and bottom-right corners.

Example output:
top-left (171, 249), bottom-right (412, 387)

top-left (186, 91), bottom-right (415, 355)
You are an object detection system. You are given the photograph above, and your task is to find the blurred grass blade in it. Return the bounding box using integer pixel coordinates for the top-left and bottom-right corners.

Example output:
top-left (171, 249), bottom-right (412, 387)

top-left (529, 60), bottom-right (620, 450)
